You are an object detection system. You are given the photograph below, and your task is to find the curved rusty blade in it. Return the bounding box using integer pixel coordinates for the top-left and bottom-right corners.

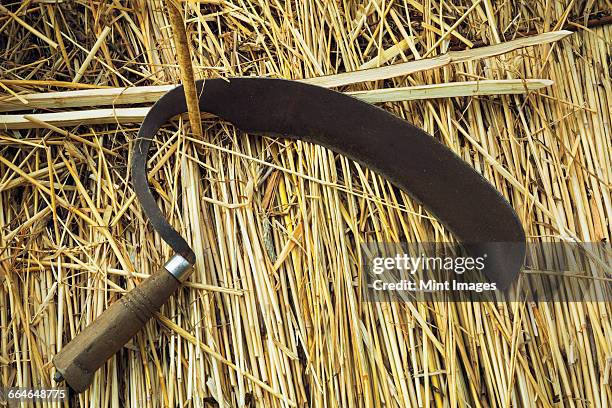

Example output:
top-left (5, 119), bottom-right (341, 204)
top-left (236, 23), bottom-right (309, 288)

top-left (133, 78), bottom-right (525, 288)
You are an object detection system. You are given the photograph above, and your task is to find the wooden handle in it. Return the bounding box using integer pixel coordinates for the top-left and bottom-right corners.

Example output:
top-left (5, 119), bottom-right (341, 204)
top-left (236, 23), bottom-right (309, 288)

top-left (53, 260), bottom-right (189, 393)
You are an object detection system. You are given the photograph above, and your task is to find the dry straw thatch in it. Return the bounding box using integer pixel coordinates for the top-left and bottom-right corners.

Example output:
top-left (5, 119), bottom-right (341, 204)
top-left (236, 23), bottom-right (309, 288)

top-left (0, 0), bottom-right (611, 407)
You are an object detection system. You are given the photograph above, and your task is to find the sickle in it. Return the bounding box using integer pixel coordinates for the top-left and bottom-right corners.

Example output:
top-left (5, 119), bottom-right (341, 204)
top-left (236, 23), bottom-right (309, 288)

top-left (54, 77), bottom-right (525, 393)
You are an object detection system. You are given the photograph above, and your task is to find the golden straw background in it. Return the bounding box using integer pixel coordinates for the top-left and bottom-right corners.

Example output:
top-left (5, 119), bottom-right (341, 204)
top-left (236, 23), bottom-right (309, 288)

top-left (0, 1), bottom-right (611, 406)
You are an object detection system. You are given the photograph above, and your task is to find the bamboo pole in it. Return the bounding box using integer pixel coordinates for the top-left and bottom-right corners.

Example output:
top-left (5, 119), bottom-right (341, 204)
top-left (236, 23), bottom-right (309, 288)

top-left (0, 79), bottom-right (553, 129)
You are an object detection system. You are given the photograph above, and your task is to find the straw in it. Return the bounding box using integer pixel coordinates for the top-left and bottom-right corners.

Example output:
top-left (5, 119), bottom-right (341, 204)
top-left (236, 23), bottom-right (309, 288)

top-left (0, 2), bottom-right (610, 407)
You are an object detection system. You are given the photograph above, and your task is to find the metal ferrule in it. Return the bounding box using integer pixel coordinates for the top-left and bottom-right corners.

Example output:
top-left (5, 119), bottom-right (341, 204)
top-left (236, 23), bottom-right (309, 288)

top-left (163, 253), bottom-right (194, 283)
